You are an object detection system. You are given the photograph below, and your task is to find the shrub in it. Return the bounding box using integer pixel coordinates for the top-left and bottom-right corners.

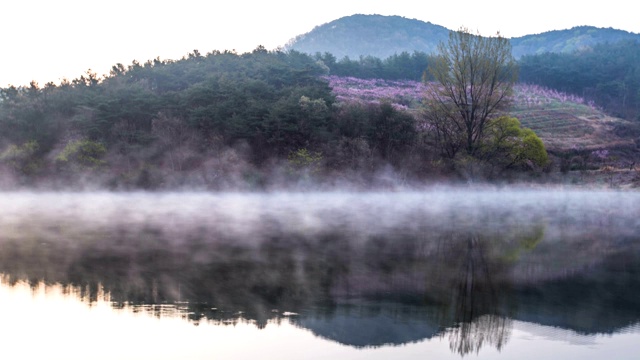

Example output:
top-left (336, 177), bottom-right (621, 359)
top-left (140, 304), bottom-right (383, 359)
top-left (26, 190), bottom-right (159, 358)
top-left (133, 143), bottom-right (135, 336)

top-left (482, 116), bottom-right (549, 170)
top-left (0, 140), bottom-right (41, 176)
top-left (55, 139), bottom-right (107, 170)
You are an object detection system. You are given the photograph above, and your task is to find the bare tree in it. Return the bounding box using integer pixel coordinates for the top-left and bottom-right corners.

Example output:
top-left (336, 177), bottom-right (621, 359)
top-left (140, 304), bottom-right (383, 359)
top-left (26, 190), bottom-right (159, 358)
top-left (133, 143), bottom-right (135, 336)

top-left (424, 28), bottom-right (517, 158)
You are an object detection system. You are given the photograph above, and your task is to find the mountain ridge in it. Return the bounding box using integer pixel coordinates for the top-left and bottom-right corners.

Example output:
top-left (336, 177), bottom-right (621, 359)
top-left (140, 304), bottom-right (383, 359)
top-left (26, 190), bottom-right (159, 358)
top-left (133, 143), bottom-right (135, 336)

top-left (285, 14), bottom-right (640, 59)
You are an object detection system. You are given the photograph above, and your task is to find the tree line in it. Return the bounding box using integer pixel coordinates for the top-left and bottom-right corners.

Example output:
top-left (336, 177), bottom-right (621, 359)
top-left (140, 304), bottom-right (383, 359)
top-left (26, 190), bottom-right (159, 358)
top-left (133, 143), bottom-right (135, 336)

top-left (0, 32), bottom-right (551, 189)
top-left (317, 40), bottom-right (640, 123)
top-left (313, 51), bottom-right (436, 81)
top-left (0, 48), bottom-right (428, 189)
top-left (518, 40), bottom-right (640, 121)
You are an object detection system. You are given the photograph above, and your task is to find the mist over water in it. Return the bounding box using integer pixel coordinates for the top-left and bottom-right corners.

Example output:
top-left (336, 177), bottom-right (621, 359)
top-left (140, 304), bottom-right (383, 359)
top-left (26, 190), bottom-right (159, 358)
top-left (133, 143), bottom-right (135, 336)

top-left (2, 188), bottom-right (636, 232)
top-left (1, 189), bottom-right (640, 358)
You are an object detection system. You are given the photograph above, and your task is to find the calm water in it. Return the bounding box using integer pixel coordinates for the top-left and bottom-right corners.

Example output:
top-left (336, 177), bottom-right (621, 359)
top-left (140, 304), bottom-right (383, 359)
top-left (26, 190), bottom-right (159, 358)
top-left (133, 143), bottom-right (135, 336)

top-left (1, 190), bottom-right (639, 359)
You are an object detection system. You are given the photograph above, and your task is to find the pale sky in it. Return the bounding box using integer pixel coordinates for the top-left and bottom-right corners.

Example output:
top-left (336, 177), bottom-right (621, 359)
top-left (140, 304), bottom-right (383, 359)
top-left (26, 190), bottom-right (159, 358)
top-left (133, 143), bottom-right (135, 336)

top-left (1, 0), bottom-right (637, 87)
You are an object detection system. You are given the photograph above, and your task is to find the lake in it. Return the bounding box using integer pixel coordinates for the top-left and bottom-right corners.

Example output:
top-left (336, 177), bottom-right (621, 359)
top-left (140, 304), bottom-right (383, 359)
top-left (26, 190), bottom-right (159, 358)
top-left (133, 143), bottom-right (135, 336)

top-left (1, 190), bottom-right (639, 359)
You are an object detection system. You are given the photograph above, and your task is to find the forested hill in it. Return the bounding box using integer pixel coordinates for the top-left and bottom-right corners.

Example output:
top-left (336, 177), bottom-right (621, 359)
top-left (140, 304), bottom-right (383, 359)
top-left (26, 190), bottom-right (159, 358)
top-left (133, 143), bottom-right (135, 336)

top-left (0, 49), bottom-right (431, 189)
top-left (1, 36), bottom-right (638, 190)
top-left (519, 40), bottom-right (640, 120)
top-left (0, 49), bottom-right (340, 189)
top-left (510, 26), bottom-right (640, 58)
top-left (286, 14), bottom-right (640, 59)
top-left (285, 14), bottom-right (449, 59)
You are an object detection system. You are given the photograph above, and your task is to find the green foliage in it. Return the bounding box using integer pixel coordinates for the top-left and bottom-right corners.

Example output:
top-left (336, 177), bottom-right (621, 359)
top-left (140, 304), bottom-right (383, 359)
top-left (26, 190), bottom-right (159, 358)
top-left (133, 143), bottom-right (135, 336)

top-left (287, 148), bottom-right (323, 180)
top-left (288, 148), bottom-right (323, 171)
top-left (55, 139), bottom-right (107, 170)
top-left (482, 116), bottom-right (549, 169)
top-left (519, 129), bottom-right (549, 167)
top-left (501, 224), bottom-right (546, 262)
top-left (0, 140), bottom-right (41, 175)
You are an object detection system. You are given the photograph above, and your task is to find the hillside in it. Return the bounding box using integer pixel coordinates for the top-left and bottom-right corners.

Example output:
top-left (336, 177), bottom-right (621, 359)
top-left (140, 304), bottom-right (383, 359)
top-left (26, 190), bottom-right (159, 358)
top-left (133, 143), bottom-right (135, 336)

top-left (518, 40), bottom-right (640, 121)
top-left (510, 84), bottom-right (636, 153)
top-left (1, 46), bottom-right (638, 189)
top-left (285, 14), bottom-right (449, 59)
top-left (511, 26), bottom-right (640, 58)
top-left (326, 76), bottom-right (638, 158)
top-left (286, 15), bottom-right (640, 59)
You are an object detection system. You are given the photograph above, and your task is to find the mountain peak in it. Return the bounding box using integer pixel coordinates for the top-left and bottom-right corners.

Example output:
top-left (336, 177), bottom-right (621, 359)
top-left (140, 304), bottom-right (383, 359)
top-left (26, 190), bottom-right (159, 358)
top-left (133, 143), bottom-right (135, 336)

top-left (286, 14), bottom-right (640, 59)
top-left (285, 14), bottom-right (450, 59)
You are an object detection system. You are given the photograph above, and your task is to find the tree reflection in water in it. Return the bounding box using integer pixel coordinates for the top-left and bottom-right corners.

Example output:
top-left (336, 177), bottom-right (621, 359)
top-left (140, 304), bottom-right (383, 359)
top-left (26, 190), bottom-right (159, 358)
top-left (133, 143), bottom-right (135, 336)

top-left (424, 222), bottom-right (546, 356)
top-left (440, 234), bottom-right (514, 356)
top-left (448, 314), bottom-right (511, 356)
top-left (0, 191), bottom-right (638, 355)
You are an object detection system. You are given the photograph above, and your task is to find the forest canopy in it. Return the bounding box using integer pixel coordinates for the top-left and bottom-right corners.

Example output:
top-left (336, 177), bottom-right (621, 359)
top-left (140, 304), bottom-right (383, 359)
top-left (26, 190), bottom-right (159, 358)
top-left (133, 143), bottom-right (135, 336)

top-left (13, 31), bottom-right (631, 189)
top-left (518, 40), bottom-right (640, 121)
top-left (0, 48), bottom-right (436, 189)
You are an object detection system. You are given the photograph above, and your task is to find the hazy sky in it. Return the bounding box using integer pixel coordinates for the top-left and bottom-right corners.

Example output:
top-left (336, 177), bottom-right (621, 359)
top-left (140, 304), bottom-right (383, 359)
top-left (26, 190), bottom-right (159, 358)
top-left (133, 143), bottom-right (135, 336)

top-left (2, 0), bottom-right (637, 87)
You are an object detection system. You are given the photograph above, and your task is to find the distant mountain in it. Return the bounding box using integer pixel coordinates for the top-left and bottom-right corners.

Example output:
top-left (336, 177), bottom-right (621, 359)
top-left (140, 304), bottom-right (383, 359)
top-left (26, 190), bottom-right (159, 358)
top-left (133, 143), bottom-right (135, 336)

top-left (286, 15), bottom-right (640, 59)
top-left (285, 14), bottom-right (450, 59)
top-left (511, 26), bottom-right (640, 58)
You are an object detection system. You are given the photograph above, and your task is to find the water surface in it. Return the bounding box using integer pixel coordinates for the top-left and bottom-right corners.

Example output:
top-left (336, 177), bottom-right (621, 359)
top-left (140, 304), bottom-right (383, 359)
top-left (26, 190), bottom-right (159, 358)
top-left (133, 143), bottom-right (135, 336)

top-left (1, 190), bottom-right (639, 359)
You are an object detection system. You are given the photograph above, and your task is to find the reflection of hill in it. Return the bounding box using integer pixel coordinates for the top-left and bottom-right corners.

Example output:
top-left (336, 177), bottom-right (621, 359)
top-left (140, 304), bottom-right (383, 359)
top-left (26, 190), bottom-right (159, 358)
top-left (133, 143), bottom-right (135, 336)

top-left (293, 302), bottom-right (442, 348)
top-left (513, 252), bottom-right (640, 334)
top-left (1, 191), bottom-right (639, 351)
